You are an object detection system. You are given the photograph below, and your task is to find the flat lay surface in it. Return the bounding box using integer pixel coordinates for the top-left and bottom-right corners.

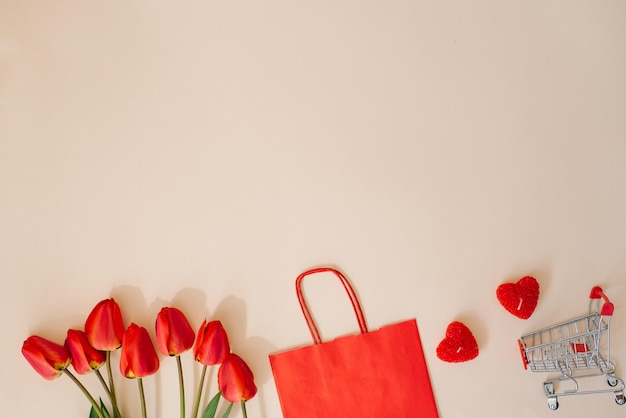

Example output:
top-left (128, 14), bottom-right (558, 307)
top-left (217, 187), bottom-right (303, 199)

top-left (2, 1), bottom-right (626, 416)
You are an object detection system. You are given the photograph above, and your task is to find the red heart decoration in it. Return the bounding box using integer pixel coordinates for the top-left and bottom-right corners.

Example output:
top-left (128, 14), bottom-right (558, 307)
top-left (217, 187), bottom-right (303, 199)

top-left (436, 321), bottom-right (479, 363)
top-left (496, 276), bottom-right (540, 319)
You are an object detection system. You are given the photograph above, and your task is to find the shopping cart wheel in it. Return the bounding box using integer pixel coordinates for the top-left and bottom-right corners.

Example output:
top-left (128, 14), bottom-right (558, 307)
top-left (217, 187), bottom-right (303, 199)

top-left (547, 397), bottom-right (559, 410)
top-left (607, 375), bottom-right (619, 387)
top-left (543, 382), bottom-right (555, 396)
top-left (615, 392), bottom-right (625, 406)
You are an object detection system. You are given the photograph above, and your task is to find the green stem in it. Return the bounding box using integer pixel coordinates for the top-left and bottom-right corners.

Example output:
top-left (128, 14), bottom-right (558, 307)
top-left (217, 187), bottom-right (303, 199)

top-left (63, 369), bottom-right (106, 418)
top-left (191, 364), bottom-right (208, 418)
top-left (106, 351), bottom-right (119, 410)
top-left (176, 355), bottom-right (185, 418)
top-left (95, 368), bottom-right (124, 418)
top-left (138, 378), bottom-right (147, 418)
top-left (241, 401), bottom-right (248, 418)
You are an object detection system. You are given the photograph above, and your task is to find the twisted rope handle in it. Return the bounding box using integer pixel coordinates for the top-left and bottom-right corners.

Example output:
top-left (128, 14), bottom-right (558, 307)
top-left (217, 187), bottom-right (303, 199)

top-left (296, 267), bottom-right (368, 344)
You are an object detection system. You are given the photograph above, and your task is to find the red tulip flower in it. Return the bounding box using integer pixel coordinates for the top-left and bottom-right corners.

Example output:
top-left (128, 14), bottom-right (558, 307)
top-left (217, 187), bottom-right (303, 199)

top-left (155, 307), bottom-right (195, 356)
top-left (193, 320), bottom-right (230, 366)
top-left (65, 329), bottom-right (106, 374)
top-left (218, 353), bottom-right (257, 402)
top-left (22, 336), bottom-right (71, 380)
top-left (85, 298), bottom-right (125, 351)
top-left (120, 323), bottom-right (160, 378)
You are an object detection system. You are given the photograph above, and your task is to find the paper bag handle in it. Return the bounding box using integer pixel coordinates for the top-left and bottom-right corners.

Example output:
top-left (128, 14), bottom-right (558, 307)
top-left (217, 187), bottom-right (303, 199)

top-left (296, 267), bottom-right (369, 344)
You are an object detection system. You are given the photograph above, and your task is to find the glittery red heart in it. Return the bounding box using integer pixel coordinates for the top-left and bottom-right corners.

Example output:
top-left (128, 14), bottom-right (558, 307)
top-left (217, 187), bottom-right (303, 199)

top-left (496, 276), bottom-right (540, 319)
top-left (436, 321), bottom-right (479, 363)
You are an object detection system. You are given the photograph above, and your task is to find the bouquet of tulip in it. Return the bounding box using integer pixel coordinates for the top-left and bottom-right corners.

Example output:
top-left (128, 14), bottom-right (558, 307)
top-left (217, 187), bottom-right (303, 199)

top-left (21, 298), bottom-right (257, 418)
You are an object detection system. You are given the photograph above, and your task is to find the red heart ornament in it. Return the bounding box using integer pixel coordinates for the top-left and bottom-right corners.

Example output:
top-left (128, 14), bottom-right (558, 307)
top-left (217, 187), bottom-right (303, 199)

top-left (496, 276), bottom-right (540, 319)
top-left (436, 321), bottom-right (479, 363)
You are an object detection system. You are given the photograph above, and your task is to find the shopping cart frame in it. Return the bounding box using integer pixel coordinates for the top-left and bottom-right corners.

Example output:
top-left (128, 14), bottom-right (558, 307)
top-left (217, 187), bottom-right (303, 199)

top-left (518, 286), bottom-right (625, 410)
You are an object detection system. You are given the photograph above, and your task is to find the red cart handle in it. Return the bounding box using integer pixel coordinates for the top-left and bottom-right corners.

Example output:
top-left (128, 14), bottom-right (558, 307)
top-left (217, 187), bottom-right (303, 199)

top-left (518, 339), bottom-right (529, 370)
top-left (296, 267), bottom-right (369, 345)
top-left (589, 286), bottom-right (614, 316)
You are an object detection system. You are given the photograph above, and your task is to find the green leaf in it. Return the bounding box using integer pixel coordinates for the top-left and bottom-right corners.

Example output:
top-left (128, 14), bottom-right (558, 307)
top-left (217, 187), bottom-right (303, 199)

top-left (89, 398), bottom-right (111, 418)
top-left (220, 402), bottom-right (233, 418)
top-left (201, 392), bottom-right (222, 418)
top-left (99, 399), bottom-right (111, 418)
top-left (89, 406), bottom-right (99, 418)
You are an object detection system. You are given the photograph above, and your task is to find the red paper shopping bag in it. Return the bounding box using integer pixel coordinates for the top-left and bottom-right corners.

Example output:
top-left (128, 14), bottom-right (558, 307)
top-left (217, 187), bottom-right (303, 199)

top-left (269, 267), bottom-right (439, 418)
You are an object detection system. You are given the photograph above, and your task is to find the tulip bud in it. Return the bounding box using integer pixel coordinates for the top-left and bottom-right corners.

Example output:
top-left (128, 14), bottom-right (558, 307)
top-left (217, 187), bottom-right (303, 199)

top-left (218, 353), bottom-right (257, 402)
top-left (120, 323), bottom-right (160, 378)
top-left (22, 335), bottom-right (71, 380)
top-left (193, 320), bottom-right (230, 366)
top-left (85, 298), bottom-right (125, 351)
top-left (155, 307), bottom-right (195, 356)
top-left (65, 329), bottom-right (106, 374)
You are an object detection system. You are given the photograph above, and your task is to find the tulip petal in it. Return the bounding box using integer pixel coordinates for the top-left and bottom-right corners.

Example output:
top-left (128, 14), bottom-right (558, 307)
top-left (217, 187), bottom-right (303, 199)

top-left (155, 307), bottom-right (195, 356)
top-left (218, 353), bottom-right (257, 403)
top-left (120, 323), bottom-right (160, 378)
top-left (65, 329), bottom-right (106, 374)
top-left (85, 298), bottom-right (125, 351)
top-left (194, 320), bottom-right (230, 366)
top-left (22, 343), bottom-right (61, 380)
top-left (22, 336), bottom-right (71, 380)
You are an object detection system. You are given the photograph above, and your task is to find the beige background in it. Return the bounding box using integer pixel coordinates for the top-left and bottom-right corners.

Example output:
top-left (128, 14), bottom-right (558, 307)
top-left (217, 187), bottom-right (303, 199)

top-left (2, 1), bottom-right (626, 417)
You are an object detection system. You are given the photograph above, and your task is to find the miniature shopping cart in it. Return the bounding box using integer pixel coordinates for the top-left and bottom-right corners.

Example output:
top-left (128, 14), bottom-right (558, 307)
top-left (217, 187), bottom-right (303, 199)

top-left (518, 286), bottom-right (625, 410)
